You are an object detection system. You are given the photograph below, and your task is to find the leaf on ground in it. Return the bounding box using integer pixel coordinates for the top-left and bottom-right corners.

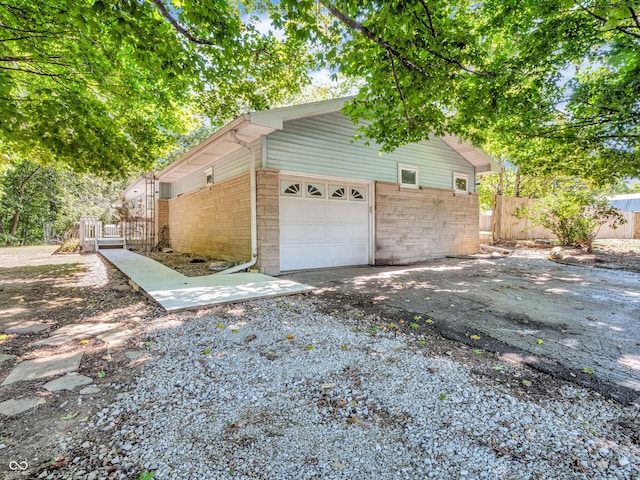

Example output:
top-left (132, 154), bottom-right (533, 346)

top-left (97, 370), bottom-right (105, 378)
top-left (286, 334), bottom-right (294, 340)
top-left (341, 345), bottom-right (350, 350)
top-left (581, 368), bottom-right (595, 374)
top-left (410, 323), bottom-right (419, 329)
top-left (202, 348), bottom-right (211, 355)
top-left (79, 339), bottom-right (90, 345)
top-left (473, 349), bottom-right (482, 354)
top-left (369, 327), bottom-right (377, 332)
top-left (231, 329), bottom-right (239, 334)
top-left (425, 319), bottom-right (433, 324)
top-left (537, 338), bottom-right (544, 344)
top-left (217, 323), bottom-right (224, 329)
top-left (388, 323), bottom-right (397, 329)
top-left (470, 334), bottom-right (481, 340)
top-left (478, 308), bottom-right (485, 312)
top-left (61, 411), bottom-right (79, 421)
top-left (0, 334), bottom-right (8, 341)
top-left (413, 315), bottom-right (420, 321)
top-left (305, 345), bottom-right (314, 350)
top-left (438, 393), bottom-right (446, 400)
top-left (492, 365), bottom-right (504, 371)
top-left (521, 379), bottom-right (532, 387)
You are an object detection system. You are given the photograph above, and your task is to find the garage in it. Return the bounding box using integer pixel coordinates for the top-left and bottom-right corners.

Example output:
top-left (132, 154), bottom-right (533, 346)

top-left (279, 176), bottom-right (372, 271)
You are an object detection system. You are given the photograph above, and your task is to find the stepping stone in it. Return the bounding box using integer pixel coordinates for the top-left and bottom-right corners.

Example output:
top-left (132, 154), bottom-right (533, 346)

top-left (4, 321), bottom-right (50, 335)
top-left (50, 322), bottom-right (124, 339)
top-left (33, 335), bottom-right (74, 347)
top-left (1, 351), bottom-right (83, 386)
top-left (43, 373), bottom-right (93, 392)
top-left (96, 328), bottom-right (133, 347)
top-left (124, 350), bottom-right (145, 360)
top-left (0, 397), bottom-right (46, 417)
top-left (80, 386), bottom-right (101, 395)
top-left (0, 353), bottom-right (17, 363)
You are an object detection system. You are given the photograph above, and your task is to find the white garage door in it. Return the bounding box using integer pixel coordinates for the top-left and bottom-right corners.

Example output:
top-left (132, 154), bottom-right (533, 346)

top-left (279, 176), bottom-right (371, 271)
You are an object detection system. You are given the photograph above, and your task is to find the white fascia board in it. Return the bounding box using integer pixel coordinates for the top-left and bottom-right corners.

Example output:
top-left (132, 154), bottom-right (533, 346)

top-left (245, 97), bottom-right (352, 130)
top-left (117, 176), bottom-right (147, 204)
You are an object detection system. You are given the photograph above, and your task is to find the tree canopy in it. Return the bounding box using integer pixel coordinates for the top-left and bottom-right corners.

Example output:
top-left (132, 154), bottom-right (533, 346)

top-left (277, 0), bottom-right (640, 184)
top-left (0, 0), bottom-right (310, 175)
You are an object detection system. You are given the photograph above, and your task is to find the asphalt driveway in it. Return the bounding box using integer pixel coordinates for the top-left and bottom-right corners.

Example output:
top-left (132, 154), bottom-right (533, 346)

top-left (284, 251), bottom-right (640, 404)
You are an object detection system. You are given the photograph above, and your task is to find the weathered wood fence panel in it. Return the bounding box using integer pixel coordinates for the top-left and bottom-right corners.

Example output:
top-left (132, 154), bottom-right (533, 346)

top-left (487, 195), bottom-right (637, 241)
top-left (493, 196), bottom-right (553, 240)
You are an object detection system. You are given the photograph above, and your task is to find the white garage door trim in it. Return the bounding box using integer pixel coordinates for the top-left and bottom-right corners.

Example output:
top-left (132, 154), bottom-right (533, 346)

top-left (279, 172), bottom-right (375, 271)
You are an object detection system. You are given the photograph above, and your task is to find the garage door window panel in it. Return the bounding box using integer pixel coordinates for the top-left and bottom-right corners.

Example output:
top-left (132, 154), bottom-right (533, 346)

top-left (281, 181), bottom-right (302, 196)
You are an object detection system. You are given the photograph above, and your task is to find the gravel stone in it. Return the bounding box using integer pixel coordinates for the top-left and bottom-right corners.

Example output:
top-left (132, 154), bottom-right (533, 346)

top-left (58, 297), bottom-right (640, 479)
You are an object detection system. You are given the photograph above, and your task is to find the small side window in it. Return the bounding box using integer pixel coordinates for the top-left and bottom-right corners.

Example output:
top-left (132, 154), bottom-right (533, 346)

top-left (398, 164), bottom-right (419, 189)
top-left (453, 173), bottom-right (469, 193)
top-left (204, 167), bottom-right (213, 186)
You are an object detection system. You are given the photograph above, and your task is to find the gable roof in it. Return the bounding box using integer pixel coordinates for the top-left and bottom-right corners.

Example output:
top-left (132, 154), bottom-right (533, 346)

top-left (119, 98), bottom-right (498, 201)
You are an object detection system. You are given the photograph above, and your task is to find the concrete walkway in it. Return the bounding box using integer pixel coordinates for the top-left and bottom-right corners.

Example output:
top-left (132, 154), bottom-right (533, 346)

top-left (99, 249), bottom-right (314, 311)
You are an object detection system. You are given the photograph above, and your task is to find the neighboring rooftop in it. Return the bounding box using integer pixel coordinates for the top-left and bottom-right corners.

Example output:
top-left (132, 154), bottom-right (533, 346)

top-left (609, 193), bottom-right (640, 212)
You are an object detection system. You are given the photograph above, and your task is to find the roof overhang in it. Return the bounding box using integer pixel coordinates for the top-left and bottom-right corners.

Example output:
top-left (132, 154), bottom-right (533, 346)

top-left (155, 117), bottom-right (276, 184)
top-left (440, 135), bottom-right (500, 174)
top-left (143, 97), bottom-right (498, 191)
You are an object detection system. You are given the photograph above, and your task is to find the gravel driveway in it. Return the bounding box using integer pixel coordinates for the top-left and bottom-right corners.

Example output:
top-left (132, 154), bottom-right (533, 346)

top-left (60, 295), bottom-right (639, 479)
top-left (3, 246), bottom-right (640, 479)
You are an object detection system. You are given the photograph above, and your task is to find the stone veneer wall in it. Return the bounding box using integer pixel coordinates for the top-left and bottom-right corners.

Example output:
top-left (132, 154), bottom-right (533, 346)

top-left (375, 181), bottom-right (479, 264)
top-left (256, 168), bottom-right (281, 275)
top-left (167, 174), bottom-right (251, 261)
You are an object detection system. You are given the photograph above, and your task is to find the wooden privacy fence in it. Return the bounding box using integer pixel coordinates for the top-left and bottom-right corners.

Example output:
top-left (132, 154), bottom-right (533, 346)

top-left (483, 195), bottom-right (638, 241)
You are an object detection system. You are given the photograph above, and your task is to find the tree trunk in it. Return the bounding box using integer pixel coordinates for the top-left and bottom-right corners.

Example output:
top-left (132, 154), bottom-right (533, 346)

top-left (7, 165), bottom-right (41, 238)
top-left (9, 211), bottom-right (20, 236)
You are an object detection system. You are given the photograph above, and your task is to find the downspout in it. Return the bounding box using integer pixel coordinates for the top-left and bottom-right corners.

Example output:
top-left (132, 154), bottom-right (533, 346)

top-left (217, 129), bottom-right (258, 274)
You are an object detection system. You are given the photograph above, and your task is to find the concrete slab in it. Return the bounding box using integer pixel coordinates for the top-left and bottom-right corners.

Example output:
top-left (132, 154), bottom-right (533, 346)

top-left (1, 351), bottom-right (83, 386)
top-left (43, 373), bottom-right (93, 392)
top-left (0, 397), bottom-right (46, 417)
top-left (4, 321), bottom-right (50, 335)
top-left (100, 249), bottom-right (314, 311)
top-left (285, 255), bottom-right (640, 403)
top-left (96, 328), bottom-right (133, 347)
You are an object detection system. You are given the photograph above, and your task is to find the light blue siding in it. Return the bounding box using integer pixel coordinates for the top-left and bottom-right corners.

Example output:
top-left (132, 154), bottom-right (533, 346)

top-left (265, 112), bottom-right (475, 191)
top-left (158, 182), bottom-right (171, 200)
top-left (169, 140), bottom-right (260, 198)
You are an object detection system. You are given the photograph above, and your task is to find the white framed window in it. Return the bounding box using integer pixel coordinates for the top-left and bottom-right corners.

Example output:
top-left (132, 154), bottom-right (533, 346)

top-left (453, 173), bottom-right (469, 193)
top-left (305, 182), bottom-right (325, 198)
top-left (204, 167), bottom-right (213, 186)
top-left (398, 164), bottom-right (419, 188)
top-left (280, 180), bottom-right (302, 196)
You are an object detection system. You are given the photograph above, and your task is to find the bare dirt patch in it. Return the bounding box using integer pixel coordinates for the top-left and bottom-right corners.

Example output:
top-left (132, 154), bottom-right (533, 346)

top-left (494, 238), bottom-right (640, 273)
top-left (139, 251), bottom-right (233, 277)
top-left (0, 246), bottom-right (160, 479)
